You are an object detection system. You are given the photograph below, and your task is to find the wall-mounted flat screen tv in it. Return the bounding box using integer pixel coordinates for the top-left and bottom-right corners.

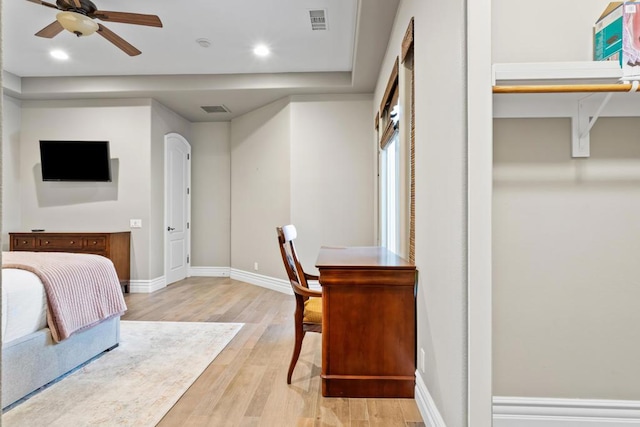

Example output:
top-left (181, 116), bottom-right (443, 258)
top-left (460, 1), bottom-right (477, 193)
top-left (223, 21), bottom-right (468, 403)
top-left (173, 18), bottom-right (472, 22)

top-left (40, 140), bottom-right (112, 182)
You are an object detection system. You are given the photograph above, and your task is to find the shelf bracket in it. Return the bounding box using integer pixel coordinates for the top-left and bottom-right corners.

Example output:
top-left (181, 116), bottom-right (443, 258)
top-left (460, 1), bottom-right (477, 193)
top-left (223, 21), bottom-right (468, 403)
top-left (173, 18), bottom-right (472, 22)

top-left (571, 92), bottom-right (613, 158)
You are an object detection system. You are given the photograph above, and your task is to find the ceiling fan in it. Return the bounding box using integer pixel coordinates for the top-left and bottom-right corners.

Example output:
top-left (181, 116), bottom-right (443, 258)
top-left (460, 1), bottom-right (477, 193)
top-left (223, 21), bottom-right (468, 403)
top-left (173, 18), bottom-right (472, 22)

top-left (26, 0), bottom-right (163, 56)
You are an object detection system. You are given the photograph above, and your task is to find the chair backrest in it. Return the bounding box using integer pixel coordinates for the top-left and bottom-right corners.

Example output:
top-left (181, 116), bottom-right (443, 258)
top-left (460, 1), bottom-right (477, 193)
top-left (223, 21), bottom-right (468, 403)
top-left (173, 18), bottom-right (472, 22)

top-left (277, 225), bottom-right (310, 294)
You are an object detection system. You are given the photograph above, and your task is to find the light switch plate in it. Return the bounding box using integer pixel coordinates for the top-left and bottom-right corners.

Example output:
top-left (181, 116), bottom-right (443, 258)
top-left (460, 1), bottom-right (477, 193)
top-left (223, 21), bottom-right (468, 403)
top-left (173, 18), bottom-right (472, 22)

top-left (130, 219), bottom-right (142, 228)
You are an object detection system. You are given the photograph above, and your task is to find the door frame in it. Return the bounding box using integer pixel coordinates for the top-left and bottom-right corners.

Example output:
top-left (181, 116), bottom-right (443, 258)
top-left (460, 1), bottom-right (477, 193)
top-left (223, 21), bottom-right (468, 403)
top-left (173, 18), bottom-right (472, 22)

top-left (164, 132), bottom-right (192, 285)
top-left (467, 0), bottom-right (493, 424)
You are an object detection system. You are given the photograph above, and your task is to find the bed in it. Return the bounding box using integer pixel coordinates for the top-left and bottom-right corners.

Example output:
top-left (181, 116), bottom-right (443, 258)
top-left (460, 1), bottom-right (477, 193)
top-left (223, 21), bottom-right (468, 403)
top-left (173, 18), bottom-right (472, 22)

top-left (1, 251), bottom-right (127, 409)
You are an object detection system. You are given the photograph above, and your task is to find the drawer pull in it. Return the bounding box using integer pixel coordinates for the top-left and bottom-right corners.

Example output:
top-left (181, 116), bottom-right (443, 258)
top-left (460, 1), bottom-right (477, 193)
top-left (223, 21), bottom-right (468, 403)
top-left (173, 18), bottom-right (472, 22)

top-left (92, 241), bottom-right (97, 245)
top-left (22, 240), bottom-right (27, 244)
top-left (70, 241), bottom-right (75, 244)
top-left (44, 241), bottom-right (50, 245)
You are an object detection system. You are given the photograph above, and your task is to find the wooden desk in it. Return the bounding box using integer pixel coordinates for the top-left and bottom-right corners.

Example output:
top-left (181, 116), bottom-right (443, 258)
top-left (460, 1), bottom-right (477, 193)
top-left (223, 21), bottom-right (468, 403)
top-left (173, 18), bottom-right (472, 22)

top-left (316, 246), bottom-right (416, 398)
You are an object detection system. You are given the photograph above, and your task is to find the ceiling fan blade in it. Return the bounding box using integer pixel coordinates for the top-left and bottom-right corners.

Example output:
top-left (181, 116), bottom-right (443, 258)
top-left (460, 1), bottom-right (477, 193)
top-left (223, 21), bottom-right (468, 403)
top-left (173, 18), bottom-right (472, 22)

top-left (35, 20), bottom-right (64, 38)
top-left (70, 0), bottom-right (81, 7)
top-left (92, 10), bottom-right (162, 27)
top-left (97, 24), bottom-right (142, 56)
top-left (25, 0), bottom-right (59, 10)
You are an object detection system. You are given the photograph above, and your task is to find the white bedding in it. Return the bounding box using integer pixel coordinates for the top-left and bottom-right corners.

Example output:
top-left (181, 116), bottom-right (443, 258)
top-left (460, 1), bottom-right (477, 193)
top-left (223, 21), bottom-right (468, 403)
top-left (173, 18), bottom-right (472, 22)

top-left (2, 268), bottom-right (48, 344)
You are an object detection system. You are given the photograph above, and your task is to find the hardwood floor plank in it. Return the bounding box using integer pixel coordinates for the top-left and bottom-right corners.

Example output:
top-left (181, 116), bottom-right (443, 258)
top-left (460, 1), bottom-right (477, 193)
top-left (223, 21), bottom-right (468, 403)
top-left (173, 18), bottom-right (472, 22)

top-left (349, 399), bottom-right (369, 422)
top-left (315, 396), bottom-right (350, 426)
top-left (399, 399), bottom-right (424, 423)
top-left (244, 367), bottom-right (279, 417)
top-left (365, 400), bottom-right (406, 427)
top-left (239, 417), bottom-right (261, 427)
top-left (201, 365), bottom-right (266, 426)
top-left (122, 277), bottom-right (423, 426)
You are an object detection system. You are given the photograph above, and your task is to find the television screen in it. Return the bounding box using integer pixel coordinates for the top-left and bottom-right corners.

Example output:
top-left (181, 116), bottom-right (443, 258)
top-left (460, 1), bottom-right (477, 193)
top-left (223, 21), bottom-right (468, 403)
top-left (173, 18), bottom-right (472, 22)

top-left (40, 140), bottom-right (112, 182)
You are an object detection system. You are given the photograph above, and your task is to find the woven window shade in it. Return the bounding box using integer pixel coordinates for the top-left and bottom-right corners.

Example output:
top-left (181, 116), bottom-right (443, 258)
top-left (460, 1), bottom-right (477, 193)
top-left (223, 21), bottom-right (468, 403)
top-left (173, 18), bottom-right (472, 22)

top-left (379, 58), bottom-right (399, 150)
top-left (401, 18), bottom-right (414, 64)
top-left (403, 18), bottom-right (415, 264)
top-left (380, 58), bottom-right (399, 114)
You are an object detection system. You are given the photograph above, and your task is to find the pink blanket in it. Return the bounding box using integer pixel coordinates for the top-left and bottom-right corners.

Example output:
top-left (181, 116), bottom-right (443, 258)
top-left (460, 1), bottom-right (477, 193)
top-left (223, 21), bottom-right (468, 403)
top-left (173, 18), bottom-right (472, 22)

top-left (2, 251), bottom-right (127, 342)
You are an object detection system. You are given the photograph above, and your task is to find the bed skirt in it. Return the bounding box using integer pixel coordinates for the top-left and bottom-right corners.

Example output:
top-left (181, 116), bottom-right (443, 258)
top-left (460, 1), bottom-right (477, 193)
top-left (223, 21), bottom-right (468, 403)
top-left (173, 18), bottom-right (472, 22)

top-left (1, 316), bottom-right (120, 409)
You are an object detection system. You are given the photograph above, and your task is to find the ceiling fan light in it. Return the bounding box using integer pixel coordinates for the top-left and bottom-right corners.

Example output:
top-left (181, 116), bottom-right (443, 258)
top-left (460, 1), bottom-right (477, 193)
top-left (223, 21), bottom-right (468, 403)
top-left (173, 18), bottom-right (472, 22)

top-left (56, 11), bottom-right (99, 36)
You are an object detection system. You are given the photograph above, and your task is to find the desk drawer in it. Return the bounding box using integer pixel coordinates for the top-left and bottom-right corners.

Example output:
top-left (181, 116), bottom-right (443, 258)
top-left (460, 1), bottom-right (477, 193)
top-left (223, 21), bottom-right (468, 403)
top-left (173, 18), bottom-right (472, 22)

top-left (37, 237), bottom-right (83, 250)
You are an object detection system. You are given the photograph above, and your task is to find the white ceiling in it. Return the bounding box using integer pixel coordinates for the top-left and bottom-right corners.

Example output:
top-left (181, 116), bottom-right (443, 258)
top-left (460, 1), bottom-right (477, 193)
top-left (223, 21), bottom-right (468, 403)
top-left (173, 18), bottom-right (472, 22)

top-left (2, 0), bottom-right (399, 122)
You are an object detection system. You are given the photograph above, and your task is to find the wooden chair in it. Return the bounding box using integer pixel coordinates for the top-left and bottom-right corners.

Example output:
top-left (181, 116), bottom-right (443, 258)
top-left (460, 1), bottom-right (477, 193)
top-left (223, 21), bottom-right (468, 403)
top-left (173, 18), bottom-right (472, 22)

top-left (276, 225), bottom-right (322, 384)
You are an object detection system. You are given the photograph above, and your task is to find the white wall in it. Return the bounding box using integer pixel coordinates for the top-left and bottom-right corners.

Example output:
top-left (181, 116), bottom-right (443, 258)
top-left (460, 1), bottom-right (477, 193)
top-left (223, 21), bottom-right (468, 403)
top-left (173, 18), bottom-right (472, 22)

top-left (374, 1), bottom-right (473, 425)
top-left (230, 95), bottom-right (376, 281)
top-left (17, 99), bottom-right (153, 280)
top-left (2, 95), bottom-right (21, 250)
top-left (493, 117), bottom-right (640, 400)
top-left (290, 95), bottom-right (375, 273)
top-left (6, 97), bottom-right (193, 282)
top-left (230, 98), bottom-right (292, 279)
top-left (190, 122), bottom-right (231, 267)
top-left (8, 93), bottom-right (373, 283)
top-left (492, 0), bottom-right (607, 63)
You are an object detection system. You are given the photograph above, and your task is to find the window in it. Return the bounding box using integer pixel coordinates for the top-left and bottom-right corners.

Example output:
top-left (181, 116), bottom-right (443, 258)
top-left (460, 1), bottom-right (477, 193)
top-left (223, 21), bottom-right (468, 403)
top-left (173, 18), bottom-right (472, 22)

top-left (378, 58), bottom-right (400, 254)
top-left (381, 127), bottom-right (400, 253)
top-left (376, 18), bottom-right (415, 261)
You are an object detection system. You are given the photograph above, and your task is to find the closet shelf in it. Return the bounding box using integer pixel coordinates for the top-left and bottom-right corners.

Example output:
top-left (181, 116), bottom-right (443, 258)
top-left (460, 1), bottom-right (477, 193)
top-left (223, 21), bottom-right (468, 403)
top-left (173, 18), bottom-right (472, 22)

top-left (492, 62), bottom-right (639, 158)
top-left (492, 61), bottom-right (639, 114)
top-left (492, 61), bottom-right (624, 91)
top-left (492, 61), bottom-right (640, 94)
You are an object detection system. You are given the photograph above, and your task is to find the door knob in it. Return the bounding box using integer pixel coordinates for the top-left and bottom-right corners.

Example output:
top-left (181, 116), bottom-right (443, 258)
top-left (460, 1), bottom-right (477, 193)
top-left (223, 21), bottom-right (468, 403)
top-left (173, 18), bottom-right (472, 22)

top-left (167, 227), bottom-right (175, 231)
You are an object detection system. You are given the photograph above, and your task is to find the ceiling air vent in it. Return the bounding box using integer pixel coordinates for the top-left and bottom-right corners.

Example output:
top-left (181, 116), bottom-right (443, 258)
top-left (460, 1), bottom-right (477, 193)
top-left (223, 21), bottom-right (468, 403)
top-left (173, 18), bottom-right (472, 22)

top-left (201, 105), bottom-right (231, 114)
top-left (309, 9), bottom-right (328, 31)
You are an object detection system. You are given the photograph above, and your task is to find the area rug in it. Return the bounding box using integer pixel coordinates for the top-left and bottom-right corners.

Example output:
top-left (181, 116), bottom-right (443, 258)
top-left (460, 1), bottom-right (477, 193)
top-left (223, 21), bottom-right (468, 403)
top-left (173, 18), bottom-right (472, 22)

top-left (2, 320), bottom-right (243, 426)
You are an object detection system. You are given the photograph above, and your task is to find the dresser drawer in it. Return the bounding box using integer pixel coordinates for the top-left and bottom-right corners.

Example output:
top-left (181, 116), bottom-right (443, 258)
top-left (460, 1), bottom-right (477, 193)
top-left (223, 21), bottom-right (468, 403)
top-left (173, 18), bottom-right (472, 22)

top-left (12, 236), bottom-right (36, 250)
top-left (37, 236), bottom-right (83, 250)
top-left (83, 237), bottom-right (107, 250)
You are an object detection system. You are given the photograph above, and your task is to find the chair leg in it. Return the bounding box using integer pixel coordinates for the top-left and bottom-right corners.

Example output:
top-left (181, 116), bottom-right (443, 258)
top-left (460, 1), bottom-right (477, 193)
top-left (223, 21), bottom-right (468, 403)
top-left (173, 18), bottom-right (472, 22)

top-left (287, 328), bottom-right (306, 384)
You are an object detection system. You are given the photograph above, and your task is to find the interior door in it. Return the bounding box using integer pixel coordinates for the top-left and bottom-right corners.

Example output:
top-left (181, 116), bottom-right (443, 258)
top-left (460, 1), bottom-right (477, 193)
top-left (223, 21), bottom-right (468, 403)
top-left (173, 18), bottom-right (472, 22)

top-left (165, 133), bottom-right (191, 285)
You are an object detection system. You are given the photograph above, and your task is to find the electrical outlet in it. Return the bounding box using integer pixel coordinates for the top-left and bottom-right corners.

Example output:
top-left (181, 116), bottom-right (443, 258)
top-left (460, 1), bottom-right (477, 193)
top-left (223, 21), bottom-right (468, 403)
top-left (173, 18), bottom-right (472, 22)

top-left (420, 348), bottom-right (426, 372)
top-left (254, 262), bottom-right (259, 271)
top-left (130, 219), bottom-right (142, 228)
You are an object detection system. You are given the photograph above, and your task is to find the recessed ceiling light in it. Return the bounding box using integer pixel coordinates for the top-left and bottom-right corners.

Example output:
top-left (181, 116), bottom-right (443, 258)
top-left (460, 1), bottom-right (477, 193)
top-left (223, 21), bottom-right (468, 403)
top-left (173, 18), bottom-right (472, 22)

top-left (253, 44), bottom-right (270, 57)
top-left (50, 50), bottom-right (69, 60)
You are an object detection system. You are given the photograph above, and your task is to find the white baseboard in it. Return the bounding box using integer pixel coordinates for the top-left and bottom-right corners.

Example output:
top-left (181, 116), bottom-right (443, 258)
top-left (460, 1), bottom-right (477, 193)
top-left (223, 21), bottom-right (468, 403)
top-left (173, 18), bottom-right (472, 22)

top-left (230, 269), bottom-right (291, 295)
top-left (129, 276), bottom-right (166, 293)
top-left (128, 269), bottom-right (289, 294)
top-left (415, 371), bottom-right (447, 427)
top-left (493, 396), bottom-right (640, 427)
top-left (189, 266), bottom-right (230, 277)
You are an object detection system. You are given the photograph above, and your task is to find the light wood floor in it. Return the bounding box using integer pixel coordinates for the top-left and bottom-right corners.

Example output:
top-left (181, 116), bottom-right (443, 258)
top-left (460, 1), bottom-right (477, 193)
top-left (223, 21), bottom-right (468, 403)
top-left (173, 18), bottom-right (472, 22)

top-left (122, 277), bottom-right (426, 427)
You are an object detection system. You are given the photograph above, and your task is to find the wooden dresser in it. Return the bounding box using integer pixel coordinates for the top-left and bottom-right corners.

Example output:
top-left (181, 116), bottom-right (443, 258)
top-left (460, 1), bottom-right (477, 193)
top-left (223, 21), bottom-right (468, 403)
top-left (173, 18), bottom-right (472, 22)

top-left (9, 231), bottom-right (131, 293)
